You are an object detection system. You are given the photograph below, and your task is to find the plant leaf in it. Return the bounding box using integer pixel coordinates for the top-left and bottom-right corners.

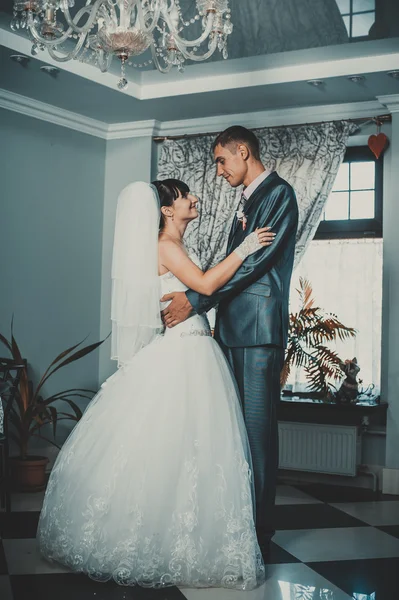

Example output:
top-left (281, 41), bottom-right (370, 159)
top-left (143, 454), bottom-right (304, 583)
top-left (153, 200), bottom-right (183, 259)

top-left (46, 337), bottom-right (90, 368)
top-left (42, 389), bottom-right (96, 403)
top-left (57, 412), bottom-right (80, 421)
top-left (35, 338), bottom-right (106, 397)
top-left (286, 278), bottom-right (357, 395)
top-left (57, 398), bottom-right (83, 420)
top-left (10, 318), bottom-right (23, 363)
top-left (49, 406), bottom-right (58, 439)
top-left (33, 337), bottom-right (89, 399)
top-left (0, 331), bottom-right (12, 353)
top-left (280, 360), bottom-right (291, 388)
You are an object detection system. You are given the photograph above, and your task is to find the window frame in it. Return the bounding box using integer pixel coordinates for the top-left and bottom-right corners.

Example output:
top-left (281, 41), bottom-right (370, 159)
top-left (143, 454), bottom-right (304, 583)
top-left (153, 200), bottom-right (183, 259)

top-left (315, 146), bottom-right (383, 240)
top-left (339, 0), bottom-right (376, 41)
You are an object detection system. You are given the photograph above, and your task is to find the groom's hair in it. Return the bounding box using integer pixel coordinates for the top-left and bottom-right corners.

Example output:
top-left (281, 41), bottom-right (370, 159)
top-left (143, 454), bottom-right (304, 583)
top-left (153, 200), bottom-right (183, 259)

top-left (212, 126), bottom-right (261, 161)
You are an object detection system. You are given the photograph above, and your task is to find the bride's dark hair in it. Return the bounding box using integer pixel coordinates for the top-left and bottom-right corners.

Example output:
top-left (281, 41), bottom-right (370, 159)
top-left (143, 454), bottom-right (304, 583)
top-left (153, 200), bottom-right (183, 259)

top-left (152, 179), bottom-right (190, 231)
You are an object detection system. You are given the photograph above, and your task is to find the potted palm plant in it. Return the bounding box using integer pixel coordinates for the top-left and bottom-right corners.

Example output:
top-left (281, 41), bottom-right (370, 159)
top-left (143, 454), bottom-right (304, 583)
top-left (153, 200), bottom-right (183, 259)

top-left (0, 324), bottom-right (104, 491)
top-left (281, 278), bottom-right (357, 398)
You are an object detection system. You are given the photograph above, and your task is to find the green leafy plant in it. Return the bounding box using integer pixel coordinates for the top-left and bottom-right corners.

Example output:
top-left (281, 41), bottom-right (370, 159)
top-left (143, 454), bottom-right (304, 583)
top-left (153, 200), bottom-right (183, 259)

top-left (281, 278), bottom-right (357, 397)
top-left (0, 323), bottom-right (105, 459)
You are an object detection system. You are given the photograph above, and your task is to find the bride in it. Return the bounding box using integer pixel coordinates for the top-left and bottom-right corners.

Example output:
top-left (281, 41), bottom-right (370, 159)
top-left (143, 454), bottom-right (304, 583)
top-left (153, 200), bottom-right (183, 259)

top-left (37, 180), bottom-right (274, 590)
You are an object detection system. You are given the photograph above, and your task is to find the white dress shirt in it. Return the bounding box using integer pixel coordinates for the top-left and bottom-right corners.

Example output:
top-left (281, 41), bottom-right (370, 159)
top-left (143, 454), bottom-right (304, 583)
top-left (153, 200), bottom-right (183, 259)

top-left (242, 170), bottom-right (273, 201)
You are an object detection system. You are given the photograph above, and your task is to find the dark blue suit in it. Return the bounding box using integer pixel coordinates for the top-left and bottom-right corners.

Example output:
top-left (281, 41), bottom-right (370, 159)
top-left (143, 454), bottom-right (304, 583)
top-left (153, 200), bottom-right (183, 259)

top-left (186, 171), bottom-right (298, 540)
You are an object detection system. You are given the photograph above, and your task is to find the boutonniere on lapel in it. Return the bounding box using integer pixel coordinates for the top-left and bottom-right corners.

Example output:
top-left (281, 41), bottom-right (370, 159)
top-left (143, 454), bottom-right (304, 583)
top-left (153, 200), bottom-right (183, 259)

top-left (236, 209), bottom-right (247, 230)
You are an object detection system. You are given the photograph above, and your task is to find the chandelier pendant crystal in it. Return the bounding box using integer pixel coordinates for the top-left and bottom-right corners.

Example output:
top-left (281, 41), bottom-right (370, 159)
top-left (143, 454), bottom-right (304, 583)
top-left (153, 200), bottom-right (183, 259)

top-left (10, 0), bottom-right (233, 89)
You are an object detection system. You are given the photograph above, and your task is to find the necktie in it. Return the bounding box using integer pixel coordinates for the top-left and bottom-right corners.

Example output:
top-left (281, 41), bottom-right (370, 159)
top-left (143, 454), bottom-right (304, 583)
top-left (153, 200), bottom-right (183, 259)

top-left (238, 190), bottom-right (246, 213)
top-left (236, 191), bottom-right (247, 231)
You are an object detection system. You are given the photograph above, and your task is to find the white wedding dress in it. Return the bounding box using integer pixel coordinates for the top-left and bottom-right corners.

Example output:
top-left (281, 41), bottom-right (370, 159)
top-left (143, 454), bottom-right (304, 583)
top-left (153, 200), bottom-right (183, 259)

top-left (37, 257), bottom-right (265, 590)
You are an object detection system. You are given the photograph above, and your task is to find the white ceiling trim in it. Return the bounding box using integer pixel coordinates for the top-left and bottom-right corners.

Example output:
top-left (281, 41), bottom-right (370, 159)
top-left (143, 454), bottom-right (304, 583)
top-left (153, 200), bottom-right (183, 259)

top-left (377, 94), bottom-right (399, 113)
top-left (0, 28), bottom-right (143, 99)
top-left (0, 88), bottom-right (109, 139)
top-left (2, 27), bottom-right (399, 101)
top-left (0, 87), bottom-right (389, 140)
top-left (106, 119), bottom-right (161, 139)
top-left (140, 52), bottom-right (399, 100)
top-left (152, 100), bottom-right (387, 137)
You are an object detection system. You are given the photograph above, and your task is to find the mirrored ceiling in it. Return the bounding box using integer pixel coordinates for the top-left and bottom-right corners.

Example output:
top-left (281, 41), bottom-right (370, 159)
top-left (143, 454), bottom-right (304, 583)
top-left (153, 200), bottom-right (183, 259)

top-left (0, 0), bottom-right (397, 74)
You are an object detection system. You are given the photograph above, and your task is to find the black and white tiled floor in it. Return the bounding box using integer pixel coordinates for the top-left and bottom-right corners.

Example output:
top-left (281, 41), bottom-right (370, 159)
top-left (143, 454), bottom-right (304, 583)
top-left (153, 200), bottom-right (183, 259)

top-left (1, 483), bottom-right (399, 600)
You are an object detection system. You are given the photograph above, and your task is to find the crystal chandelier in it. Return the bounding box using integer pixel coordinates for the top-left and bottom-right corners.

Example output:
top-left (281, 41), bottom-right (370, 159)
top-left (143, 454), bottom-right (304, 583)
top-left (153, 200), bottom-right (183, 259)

top-left (10, 0), bottom-right (233, 89)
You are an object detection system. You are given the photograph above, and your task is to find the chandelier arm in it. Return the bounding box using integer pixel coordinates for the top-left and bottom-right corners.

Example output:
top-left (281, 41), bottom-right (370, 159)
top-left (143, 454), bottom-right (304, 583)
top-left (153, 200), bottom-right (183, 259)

top-left (150, 43), bottom-right (172, 73)
top-left (27, 13), bottom-right (76, 47)
top-left (59, 0), bottom-right (106, 34)
top-left (97, 1), bottom-right (118, 25)
top-left (118, 0), bottom-right (130, 28)
top-left (136, 1), bottom-right (162, 35)
top-left (97, 50), bottom-right (113, 73)
top-left (12, 0), bottom-right (233, 82)
top-left (176, 34), bottom-right (218, 61)
top-left (162, 11), bottom-right (215, 48)
top-left (47, 33), bottom-right (87, 62)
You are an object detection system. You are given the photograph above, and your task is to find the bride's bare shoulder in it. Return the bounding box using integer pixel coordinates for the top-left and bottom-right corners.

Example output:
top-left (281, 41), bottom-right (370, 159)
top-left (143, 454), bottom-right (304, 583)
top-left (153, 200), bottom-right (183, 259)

top-left (158, 237), bottom-right (191, 276)
top-left (158, 236), bottom-right (187, 256)
top-left (159, 237), bottom-right (179, 253)
top-left (158, 237), bottom-right (188, 271)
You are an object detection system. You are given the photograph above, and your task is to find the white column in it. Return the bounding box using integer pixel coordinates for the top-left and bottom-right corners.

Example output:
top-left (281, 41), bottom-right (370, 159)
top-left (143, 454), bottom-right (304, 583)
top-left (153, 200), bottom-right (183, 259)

top-left (98, 135), bottom-right (154, 384)
top-left (378, 95), bottom-right (399, 493)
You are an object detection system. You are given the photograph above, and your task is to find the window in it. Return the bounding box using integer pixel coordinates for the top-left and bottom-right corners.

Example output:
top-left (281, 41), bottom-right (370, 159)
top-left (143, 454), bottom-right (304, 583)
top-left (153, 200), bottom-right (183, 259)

top-left (337, 0), bottom-right (376, 39)
top-left (287, 148), bottom-right (383, 395)
top-left (316, 147), bottom-right (382, 239)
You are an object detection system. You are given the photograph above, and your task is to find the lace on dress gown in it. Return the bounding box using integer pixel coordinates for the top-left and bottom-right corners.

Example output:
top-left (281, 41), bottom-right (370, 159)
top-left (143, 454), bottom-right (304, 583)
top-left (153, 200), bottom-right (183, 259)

top-left (37, 255), bottom-right (265, 589)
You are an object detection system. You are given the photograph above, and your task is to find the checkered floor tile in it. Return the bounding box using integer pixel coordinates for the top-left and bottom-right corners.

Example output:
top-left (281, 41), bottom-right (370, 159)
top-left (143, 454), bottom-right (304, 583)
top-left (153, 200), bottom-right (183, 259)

top-left (1, 483), bottom-right (399, 599)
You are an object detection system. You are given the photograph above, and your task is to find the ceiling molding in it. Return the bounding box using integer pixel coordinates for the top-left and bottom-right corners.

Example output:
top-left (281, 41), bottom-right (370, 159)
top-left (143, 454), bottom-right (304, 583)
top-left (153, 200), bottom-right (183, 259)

top-left (0, 87), bottom-right (389, 140)
top-left (0, 88), bottom-right (161, 139)
top-left (377, 94), bottom-right (399, 113)
top-left (140, 51), bottom-right (399, 100)
top-left (107, 120), bottom-right (161, 139)
top-left (0, 88), bottom-right (108, 139)
top-left (2, 27), bottom-right (399, 101)
top-left (154, 100), bottom-right (387, 137)
top-left (0, 28), bottom-right (142, 99)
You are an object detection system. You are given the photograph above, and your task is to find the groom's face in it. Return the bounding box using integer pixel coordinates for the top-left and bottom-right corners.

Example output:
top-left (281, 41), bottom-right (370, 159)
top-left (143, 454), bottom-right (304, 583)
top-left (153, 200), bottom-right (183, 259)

top-left (214, 143), bottom-right (247, 188)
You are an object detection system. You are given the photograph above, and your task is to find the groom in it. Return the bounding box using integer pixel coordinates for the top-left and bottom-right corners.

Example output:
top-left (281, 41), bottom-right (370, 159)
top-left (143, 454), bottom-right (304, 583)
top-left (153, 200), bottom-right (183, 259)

top-left (161, 126), bottom-right (298, 558)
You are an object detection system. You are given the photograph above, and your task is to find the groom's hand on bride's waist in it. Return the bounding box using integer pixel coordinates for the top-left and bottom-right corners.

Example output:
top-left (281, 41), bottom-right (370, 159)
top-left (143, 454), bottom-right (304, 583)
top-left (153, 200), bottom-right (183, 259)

top-left (161, 292), bottom-right (193, 328)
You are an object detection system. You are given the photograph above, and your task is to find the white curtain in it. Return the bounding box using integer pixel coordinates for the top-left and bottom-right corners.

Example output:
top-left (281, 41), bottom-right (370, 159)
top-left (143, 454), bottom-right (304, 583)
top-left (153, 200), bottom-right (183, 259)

top-left (157, 121), bottom-right (357, 269)
top-left (288, 238), bottom-right (383, 394)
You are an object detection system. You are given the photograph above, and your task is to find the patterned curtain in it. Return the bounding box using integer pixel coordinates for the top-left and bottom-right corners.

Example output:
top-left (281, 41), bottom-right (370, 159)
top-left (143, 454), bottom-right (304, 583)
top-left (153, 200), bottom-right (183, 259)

top-left (157, 121), bottom-right (358, 269)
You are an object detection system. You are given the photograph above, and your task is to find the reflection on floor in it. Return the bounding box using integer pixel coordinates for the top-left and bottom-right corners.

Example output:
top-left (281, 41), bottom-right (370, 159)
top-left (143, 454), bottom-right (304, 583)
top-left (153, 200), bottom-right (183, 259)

top-left (1, 483), bottom-right (399, 599)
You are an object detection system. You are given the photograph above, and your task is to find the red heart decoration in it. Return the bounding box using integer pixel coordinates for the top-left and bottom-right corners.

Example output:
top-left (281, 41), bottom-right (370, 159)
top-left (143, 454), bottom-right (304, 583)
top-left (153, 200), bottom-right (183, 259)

top-left (368, 132), bottom-right (389, 159)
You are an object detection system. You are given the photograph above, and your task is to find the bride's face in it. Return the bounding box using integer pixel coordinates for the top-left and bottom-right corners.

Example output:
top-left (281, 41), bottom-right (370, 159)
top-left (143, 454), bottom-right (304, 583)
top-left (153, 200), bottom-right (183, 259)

top-left (173, 191), bottom-right (199, 223)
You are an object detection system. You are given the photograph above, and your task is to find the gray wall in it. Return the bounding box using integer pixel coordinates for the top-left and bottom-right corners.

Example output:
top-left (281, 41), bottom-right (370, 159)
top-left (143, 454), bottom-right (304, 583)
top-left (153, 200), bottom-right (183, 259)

top-left (98, 136), bottom-right (153, 384)
top-left (383, 112), bottom-right (399, 471)
top-left (0, 109), bottom-right (106, 452)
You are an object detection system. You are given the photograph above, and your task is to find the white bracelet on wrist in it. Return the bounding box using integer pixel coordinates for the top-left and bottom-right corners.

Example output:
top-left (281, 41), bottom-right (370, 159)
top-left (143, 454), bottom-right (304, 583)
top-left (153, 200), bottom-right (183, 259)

top-left (234, 232), bottom-right (263, 261)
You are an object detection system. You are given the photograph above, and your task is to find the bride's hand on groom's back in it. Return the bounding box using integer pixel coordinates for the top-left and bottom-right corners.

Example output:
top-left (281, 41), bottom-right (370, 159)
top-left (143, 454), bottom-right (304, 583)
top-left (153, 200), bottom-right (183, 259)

top-left (161, 292), bottom-right (193, 328)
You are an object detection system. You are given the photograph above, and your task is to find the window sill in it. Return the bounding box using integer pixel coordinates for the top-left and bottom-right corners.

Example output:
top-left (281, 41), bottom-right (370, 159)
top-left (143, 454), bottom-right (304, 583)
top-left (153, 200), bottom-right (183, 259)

top-left (278, 395), bottom-right (387, 427)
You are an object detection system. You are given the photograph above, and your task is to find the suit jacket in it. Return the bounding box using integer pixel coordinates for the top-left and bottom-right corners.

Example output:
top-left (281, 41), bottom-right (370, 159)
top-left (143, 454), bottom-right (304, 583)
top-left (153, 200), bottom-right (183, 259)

top-left (186, 171), bottom-right (299, 348)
